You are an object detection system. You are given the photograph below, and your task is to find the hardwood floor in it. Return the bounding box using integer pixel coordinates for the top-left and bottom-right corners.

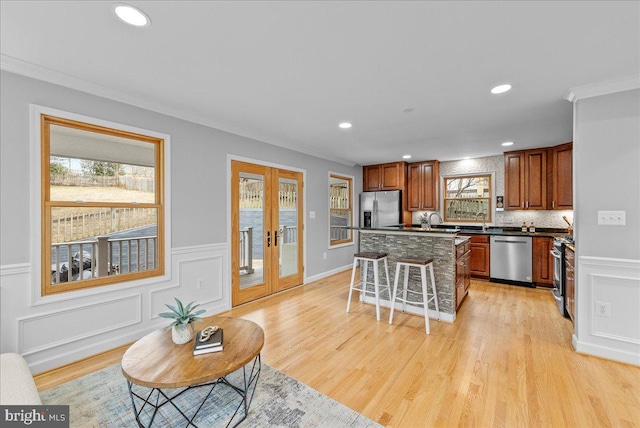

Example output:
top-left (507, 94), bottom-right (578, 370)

top-left (35, 271), bottom-right (640, 427)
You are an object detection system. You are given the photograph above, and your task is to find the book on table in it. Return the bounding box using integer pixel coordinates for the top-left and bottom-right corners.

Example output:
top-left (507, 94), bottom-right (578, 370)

top-left (193, 327), bottom-right (223, 355)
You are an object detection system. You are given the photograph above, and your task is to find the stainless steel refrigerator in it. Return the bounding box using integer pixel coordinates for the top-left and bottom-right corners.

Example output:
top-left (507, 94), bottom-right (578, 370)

top-left (360, 190), bottom-right (403, 227)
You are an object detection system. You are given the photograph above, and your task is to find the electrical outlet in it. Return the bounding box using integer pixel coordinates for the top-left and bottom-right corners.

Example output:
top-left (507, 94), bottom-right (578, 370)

top-left (595, 301), bottom-right (611, 317)
top-left (597, 211), bottom-right (626, 226)
top-left (309, 211), bottom-right (316, 219)
top-left (196, 278), bottom-right (204, 289)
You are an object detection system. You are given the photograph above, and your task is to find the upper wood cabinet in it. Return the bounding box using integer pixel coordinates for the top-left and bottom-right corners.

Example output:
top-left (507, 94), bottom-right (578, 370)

top-left (532, 237), bottom-right (554, 286)
top-left (552, 142), bottom-right (573, 210)
top-left (407, 160), bottom-right (439, 211)
top-left (504, 142), bottom-right (571, 211)
top-left (504, 149), bottom-right (548, 210)
top-left (363, 162), bottom-right (407, 191)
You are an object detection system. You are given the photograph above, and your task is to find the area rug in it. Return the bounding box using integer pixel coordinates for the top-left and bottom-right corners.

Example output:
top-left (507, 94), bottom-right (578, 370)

top-left (40, 362), bottom-right (381, 427)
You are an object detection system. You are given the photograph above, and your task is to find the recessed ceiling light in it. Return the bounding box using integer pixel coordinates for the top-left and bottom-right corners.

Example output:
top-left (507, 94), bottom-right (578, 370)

top-left (402, 155), bottom-right (412, 159)
top-left (491, 84), bottom-right (512, 94)
top-left (402, 107), bottom-right (415, 113)
top-left (113, 3), bottom-right (151, 27)
top-left (501, 141), bottom-right (514, 146)
top-left (338, 122), bottom-right (352, 129)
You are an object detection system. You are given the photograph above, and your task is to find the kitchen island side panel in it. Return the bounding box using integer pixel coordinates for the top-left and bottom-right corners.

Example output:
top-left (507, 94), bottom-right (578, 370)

top-left (359, 232), bottom-right (456, 315)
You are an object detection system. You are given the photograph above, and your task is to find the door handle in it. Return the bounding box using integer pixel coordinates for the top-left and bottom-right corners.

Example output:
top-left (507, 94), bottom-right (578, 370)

top-left (267, 231), bottom-right (271, 247)
top-left (274, 230), bottom-right (279, 247)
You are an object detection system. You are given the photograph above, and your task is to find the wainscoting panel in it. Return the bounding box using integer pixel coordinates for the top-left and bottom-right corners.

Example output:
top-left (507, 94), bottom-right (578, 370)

top-left (1, 243), bottom-right (230, 373)
top-left (18, 294), bottom-right (142, 356)
top-left (575, 256), bottom-right (640, 366)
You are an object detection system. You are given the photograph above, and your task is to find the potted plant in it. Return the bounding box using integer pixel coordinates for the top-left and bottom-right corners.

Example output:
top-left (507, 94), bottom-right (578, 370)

top-left (159, 298), bottom-right (205, 345)
top-left (418, 214), bottom-right (429, 228)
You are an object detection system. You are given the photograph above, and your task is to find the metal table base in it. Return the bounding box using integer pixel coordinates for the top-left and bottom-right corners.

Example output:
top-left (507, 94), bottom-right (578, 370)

top-left (126, 354), bottom-right (261, 427)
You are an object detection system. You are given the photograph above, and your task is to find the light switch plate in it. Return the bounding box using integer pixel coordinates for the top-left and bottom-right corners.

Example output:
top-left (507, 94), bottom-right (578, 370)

top-left (309, 211), bottom-right (316, 219)
top-left (597, 211), bottom-right (625, 226)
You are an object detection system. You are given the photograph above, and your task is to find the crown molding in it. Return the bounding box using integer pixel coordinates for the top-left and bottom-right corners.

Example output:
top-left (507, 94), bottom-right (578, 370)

top-left (565, 75), bottom-right (640, 102)
top-left (0, 54), bottom-right (356, 167)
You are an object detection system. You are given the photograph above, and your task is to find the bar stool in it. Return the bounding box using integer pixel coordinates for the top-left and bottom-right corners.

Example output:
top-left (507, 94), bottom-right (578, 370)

top-left (388, 257), bottom-right (439, 334)
top-left (346, 252), bottom-right (391, 321)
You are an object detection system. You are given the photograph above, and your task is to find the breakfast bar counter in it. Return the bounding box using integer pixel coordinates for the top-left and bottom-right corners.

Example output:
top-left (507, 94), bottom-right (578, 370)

top-left (356, 227), bottom-right (466, 323)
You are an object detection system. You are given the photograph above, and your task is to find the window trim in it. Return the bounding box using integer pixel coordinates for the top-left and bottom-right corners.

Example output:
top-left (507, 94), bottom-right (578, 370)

top-left (328, 172), bottom-right (354, 249)
top-left (30, 105), bottom-right (171, 303)
top-left (442, 173), bottom-right (493, 223)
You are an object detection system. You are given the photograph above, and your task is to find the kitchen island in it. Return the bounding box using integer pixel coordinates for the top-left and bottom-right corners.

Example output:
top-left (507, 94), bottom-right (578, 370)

top-left (356, 227), bottom-right (468, 323)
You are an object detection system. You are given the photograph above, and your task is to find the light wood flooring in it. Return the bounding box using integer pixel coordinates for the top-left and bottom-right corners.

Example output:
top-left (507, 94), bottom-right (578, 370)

top-left (35, 271), bottom-right (640, 427)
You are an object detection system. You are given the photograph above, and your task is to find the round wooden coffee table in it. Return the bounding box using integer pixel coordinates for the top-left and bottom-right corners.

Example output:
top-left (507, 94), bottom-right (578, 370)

top-left (122, 316), bottom-right (264, 427)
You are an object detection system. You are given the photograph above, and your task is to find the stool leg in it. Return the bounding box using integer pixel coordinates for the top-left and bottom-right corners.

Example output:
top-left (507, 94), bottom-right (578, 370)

top-left (429, 263), bottom-right (440, 320)
top-left (402, 265), bottom-right (410, 313)
top-left (360, 259), bottom-right (369, 302)
top-left (382, 257), bottom-right (391, 300)
top-left (346, 258), bottom-right (359, 313)
top-left (373, 259), bottom-right (381, 321)
top-left (420, 265), bottom-right (430, 334)
top-left (389, 262), bottom-right (401, 325)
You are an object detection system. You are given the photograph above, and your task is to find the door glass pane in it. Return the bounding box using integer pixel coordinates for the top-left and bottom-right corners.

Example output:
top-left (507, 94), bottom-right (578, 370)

top-left (278, 177), bottom-right (298, 278)
top-left (239, 172), bottom-right (264, 289)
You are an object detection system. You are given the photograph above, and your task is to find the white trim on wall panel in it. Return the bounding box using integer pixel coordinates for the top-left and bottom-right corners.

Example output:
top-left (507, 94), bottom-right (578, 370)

top-left (588, 273), bottom-right (640, 345)
top-left (2, 56), bottom-right (355, 167)
top-left (0, 263), bottom-right (31, 276)
top-left (18, 294), bottom-right (142, 356)
top-left (576, 255), bottom-right (640, 366)
top-left (28, 104), bottom-right (172, 307)
top-left (172, 243), bottom-right (226, 256)
top-left (226, 154), bottom-right (308, 289)
top-left (149, 245), bottom-right (230, 319)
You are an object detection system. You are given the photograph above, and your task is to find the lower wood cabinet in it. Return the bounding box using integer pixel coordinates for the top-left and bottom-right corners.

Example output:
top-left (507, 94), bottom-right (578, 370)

top-left (455, 240), bottom-right (471, 309)
top-left (565, 246), bottom-right (575, 322)
top-left (468, 235), bottom-right (490, 279)
top-left (533, 237), bottom-right (554, 287)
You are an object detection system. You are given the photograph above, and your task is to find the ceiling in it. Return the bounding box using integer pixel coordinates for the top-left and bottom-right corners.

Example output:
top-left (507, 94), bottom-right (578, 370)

top-left (1, 1), bottom-right (639, 166)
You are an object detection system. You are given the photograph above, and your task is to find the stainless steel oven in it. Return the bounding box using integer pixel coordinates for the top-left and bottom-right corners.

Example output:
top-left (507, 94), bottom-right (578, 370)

top-left (551, 238), bottom-right (569, 317)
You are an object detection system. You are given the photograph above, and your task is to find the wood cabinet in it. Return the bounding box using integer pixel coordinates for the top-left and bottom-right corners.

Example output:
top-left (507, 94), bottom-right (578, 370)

top-left (552, 142), bottom-right (573, 210)
top-left (504, 149), bottom-right (548, 210)
top-left (532, 237), bottom-right (554, 287)
top-left (455, 240), bottom-right (471, 309)
top-left (467, 235), bottom-right (490, 279)
top-left (363, 162), bottom-right (407, 191)
top-left (407, 160), bottom-right (439, 211)
top-left (504, 142), bottom-right (572, 211)
top-left (565, 246), bottom-right (575, 322)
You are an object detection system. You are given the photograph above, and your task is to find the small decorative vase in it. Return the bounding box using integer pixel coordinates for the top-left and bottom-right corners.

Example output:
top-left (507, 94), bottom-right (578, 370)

top-left (171, 324), bottom-right (194, 345)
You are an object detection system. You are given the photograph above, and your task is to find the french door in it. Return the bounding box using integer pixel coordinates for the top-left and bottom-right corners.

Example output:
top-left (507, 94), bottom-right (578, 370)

top-left (231, 161), bottom-right (304, 306)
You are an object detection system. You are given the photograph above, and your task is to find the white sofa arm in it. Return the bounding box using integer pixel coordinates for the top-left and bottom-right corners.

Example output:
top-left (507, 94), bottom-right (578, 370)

top-left (0, 353), bottom-right (42, 405)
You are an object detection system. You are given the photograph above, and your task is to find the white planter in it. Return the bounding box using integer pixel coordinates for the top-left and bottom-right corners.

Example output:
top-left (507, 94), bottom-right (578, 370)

top-left (171, 324), bottom-right (194, 345)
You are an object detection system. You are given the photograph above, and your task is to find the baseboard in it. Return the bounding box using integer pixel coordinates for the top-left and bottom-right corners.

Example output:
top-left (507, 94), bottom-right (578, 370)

top-left (305, 264), bottom-right (352, 284)
top-left (574, 336), bottom-right (640, 366)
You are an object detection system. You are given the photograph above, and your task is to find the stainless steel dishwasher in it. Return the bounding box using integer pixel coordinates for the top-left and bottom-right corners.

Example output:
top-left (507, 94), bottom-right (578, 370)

top-left (490, 235), bottom-right (533, 285)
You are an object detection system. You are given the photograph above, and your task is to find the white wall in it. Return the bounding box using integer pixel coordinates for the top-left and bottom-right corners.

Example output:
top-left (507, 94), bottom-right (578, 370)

top-left (573, 88), bottom-right (640, 366)
top-left (412, 155), bottom-right (574, 229)
top-left (0, 71), bottom-right (360, 373)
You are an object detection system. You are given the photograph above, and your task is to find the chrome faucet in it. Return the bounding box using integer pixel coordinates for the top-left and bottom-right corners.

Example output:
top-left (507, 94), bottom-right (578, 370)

top-left (475, 212), bottom-right (487, 232)
top-left (427, 212), bottom-right (443, 231)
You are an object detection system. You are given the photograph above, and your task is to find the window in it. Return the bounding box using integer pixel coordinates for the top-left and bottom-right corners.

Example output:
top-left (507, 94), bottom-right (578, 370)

top-left (41, 114), bottom-right (165, 295)
top-left (329, 173), bottom-right (353, 247)
top-left (443, 174), bottom-right (492, 223)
